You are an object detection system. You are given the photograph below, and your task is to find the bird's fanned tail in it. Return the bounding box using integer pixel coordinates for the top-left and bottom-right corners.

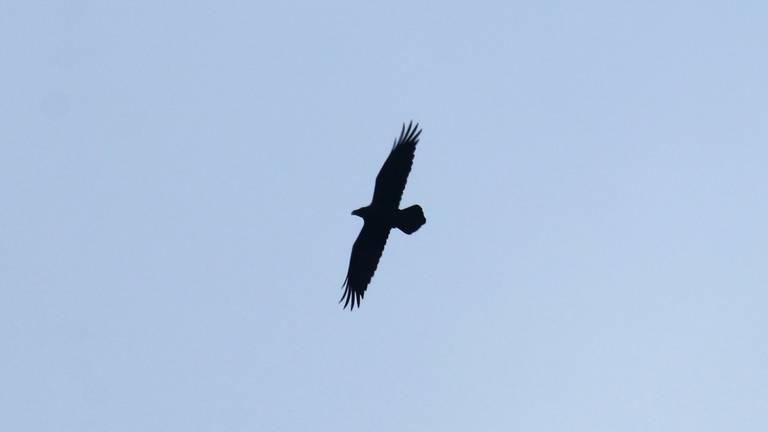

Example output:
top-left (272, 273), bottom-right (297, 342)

top-left (395, 205), bottom-right (426, 234)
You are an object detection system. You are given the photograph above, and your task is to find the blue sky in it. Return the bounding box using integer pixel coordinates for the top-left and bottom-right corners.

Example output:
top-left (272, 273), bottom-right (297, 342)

top-left (2, 1), bottom-right (767, 430)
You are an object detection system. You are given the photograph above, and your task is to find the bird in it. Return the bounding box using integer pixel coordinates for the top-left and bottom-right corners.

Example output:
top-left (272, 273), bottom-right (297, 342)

top-left (341, 121), bottom-right (426, 310)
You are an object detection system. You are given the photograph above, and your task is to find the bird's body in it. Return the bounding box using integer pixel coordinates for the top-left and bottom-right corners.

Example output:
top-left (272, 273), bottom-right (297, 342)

top-left (341, 122), bottom-right (426, 309)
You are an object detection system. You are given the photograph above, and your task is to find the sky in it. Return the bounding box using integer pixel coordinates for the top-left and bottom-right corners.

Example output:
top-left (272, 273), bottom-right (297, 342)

top-left (2, 1), bottom-right (767, 430)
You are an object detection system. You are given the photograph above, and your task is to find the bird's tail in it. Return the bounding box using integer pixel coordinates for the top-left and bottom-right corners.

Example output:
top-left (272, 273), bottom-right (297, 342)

top-left (395, 205), bottom-right (426, 234)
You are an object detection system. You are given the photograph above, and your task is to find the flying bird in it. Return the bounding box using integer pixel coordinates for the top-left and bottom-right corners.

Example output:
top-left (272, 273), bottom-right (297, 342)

top-left (341, 121), bottom-right (426, 309)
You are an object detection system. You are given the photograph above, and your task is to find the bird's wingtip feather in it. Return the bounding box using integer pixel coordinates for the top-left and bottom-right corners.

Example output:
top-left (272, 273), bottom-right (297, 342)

top-left (340, 277), bottom-right (361, 310)
top-left (393, 120), bottom-right (422, 148)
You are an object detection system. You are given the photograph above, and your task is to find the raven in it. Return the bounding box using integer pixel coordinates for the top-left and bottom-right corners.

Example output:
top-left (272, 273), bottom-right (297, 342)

top-left (341, 121), bottom-right (426, 309)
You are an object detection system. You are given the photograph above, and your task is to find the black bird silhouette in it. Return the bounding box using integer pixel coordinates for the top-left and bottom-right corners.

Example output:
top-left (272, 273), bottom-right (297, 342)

top-left (341, 121), bottom-right (426, 309)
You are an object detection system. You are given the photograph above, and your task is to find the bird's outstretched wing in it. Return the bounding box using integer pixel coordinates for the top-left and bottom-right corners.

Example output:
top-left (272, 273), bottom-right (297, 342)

top-left (340, 223), bottom-right (390, 309)
top-left (371, 121), bottom-right (422, 210)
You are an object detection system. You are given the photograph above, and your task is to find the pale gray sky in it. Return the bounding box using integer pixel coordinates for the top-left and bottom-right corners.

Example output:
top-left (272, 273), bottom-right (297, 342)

top-left (2, 1), bottom-right (767, 430)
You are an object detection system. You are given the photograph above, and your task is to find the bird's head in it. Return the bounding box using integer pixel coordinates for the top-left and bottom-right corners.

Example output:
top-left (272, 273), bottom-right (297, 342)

top-left (351, 207), bottom-right (368, 218)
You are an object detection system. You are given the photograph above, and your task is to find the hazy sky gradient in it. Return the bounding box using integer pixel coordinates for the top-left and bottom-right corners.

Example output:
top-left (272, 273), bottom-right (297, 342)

top-left (2, 1), bottom-right (767, 430)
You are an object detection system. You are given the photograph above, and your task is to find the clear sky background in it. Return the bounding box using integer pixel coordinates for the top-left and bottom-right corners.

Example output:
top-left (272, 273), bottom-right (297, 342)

top-left (2, 1), bottom-right (767, 431)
